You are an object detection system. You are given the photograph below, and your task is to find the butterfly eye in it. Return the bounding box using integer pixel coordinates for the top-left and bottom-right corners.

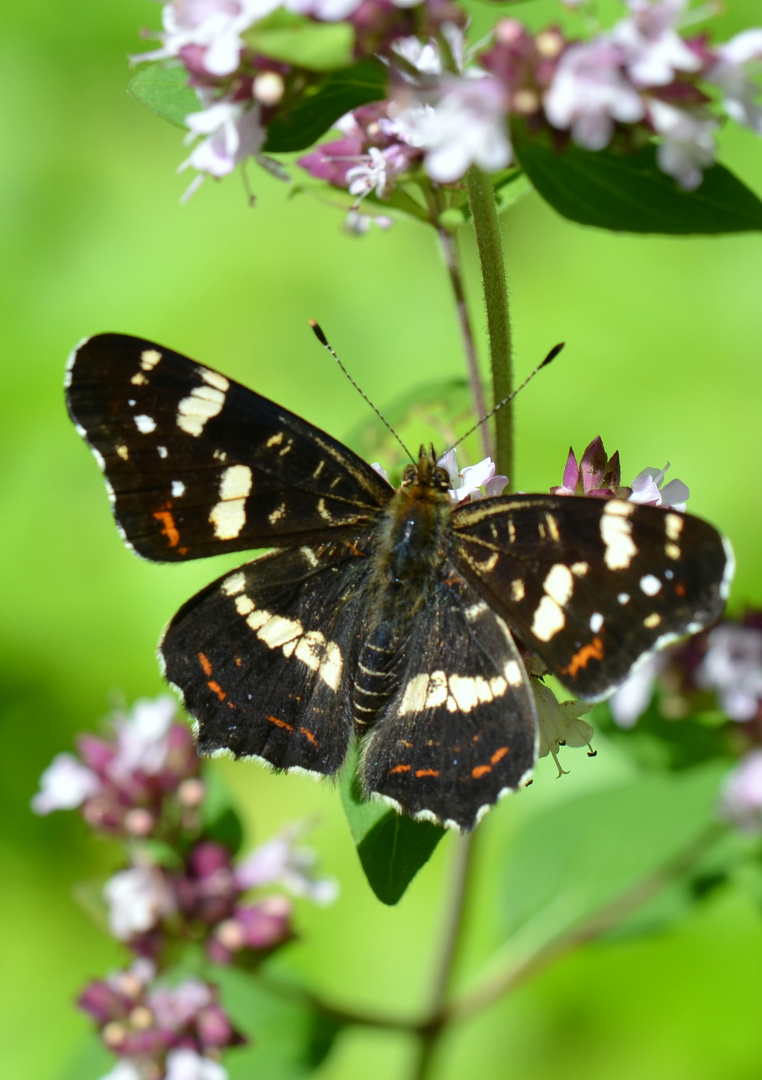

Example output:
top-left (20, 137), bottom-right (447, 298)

top-left (434, 467), bottom-right (451, 490)
top-left (400, 465), bottom-right (417, 487)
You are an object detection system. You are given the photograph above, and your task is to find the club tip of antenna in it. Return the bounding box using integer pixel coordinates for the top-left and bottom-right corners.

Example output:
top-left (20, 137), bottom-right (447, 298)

top-left (309, 319), bottom-right (328, 346)
top-left (542, 342), bottom-right (565, 368)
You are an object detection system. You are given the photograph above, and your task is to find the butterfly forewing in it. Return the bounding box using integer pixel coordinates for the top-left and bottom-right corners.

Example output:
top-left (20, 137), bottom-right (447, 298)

top-left (454, 494), bottom-right (733, 701)
top-left (66, 333), bottom-right (392, 561)
top-left (360, 575), bottom-right (537, 830)
top-left (160, 543), bottom-right (374, 774)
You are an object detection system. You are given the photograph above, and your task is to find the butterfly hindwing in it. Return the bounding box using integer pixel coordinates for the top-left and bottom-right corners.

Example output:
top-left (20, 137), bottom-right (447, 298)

top-left (360, 573), bottom-right (538, 831)
top-left (454, 495), bottom-right (733, 701)
top-left (160, 543), bottom-right (374, 774)
top-left (65, 333), bottom-right (392, 561)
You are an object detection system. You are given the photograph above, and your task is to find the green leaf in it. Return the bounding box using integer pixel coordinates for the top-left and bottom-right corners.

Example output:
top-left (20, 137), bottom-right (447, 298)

top-left (497, 764), bottom-right (728, 955)
top-left (128, 62), bottom-right (200, 130)
top-left (512, 126), bottom-right (762, 234)
top-left (594, 699), bottom-right (734, 773)
top-left (340, 750), bottom-right (445, 905)
top-left (264, 58), bottom-right (386, 153)
top-left (201, 762), bottom-right (245, 854)
top-left (243, 11), bottom-right (354, 71)
top-left (215, 967), bottom-right (344, 1078)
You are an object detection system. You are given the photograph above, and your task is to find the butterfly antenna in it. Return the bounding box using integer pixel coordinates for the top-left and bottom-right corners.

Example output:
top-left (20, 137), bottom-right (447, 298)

top-left (449, 342), bottom-right (564, 454)
top-left (309, 320), bottom-right (415, 464)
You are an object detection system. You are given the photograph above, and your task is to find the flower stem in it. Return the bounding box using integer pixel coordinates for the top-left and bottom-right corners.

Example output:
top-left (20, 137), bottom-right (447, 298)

top-left (465, 166), bottom-right (513, 484)
top-left (437, 226), bottom-right (492, 460)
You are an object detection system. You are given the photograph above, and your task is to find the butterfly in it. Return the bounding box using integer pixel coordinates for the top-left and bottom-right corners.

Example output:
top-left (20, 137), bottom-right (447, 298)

top-left (65, 333), bottom-right (734, 831)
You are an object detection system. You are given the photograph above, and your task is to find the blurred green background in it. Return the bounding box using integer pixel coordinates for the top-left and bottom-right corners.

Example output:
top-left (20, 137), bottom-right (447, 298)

top-left (3, 1), bottom-right (762, 1078)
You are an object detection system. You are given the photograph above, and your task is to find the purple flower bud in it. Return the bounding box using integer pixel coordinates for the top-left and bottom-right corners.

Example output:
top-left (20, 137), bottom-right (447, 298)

top-left (78, 980), bottom-right (130, 1024)
top-left (551, 437), bottom-right (625, 498)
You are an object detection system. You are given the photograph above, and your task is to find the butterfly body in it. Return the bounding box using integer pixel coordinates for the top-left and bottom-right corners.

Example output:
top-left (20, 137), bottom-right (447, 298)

top-left (66, 333), bottom-right (734, 831)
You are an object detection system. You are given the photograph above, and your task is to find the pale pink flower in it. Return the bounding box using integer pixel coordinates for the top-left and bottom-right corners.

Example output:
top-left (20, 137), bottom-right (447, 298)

top-left (706, 28), bottom-right (762, 134)
top-left (437, 450), bottom-right (508, 503)
top-left (103, 863), bottom-right (177, 940)
top-left (544, 39), bottom-right (645, 150)
top-left (138, 0), bottom-right (277, 77)
top-left (234, 826), bottom-right (338, 903)
top-left (628, 460), bottom-right (689, 510)
top-left (612, 0), bottom-right (701, 87)
top-left (31, 752), bottom-right (99, 813)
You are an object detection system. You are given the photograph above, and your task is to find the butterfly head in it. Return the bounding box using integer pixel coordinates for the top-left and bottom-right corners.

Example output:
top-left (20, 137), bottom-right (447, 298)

top-left (399, 445), bottom-right (451, 493)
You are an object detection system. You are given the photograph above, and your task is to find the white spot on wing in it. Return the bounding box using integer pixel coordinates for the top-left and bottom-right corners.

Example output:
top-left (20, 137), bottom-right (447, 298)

top-left (531, 595), bottom-right (565, 642)
top-left (171, 480), bottom-right (185, 498)
top-left (157, 446), bottom-right (168, 459)
top-left (601, 504), bottom-right (637, 569)
top-left (618, 592), bottom-right (631, 605)
top-left (140, 348), bottom-right (162, 371)
top-left (200, 368), bottom-right (229, 393)
top-left (222, 572), bottom-right (246, 596)
top-left (243, 607), bottom-right (343, 689)
top-left (116, 444), bottom-right (129, 461)
top-left (665, 513), bottom-right (684, 541)
top-left (589, 612), bottom-right (604, 633)
top-left (644, 612), bottom-right (661, 628)
top-left (543, 563), bottom-right (574, 606)
top-left (640, 574), bottom-right (661, 596)
top-left (177, 384), bottom-right (226, 437)
top-left (235, 595), bottom-right (255, 616)
top-left (134, 414), bottom-right (156, 434)
top-left (209, 465), bottom-right (253, 540)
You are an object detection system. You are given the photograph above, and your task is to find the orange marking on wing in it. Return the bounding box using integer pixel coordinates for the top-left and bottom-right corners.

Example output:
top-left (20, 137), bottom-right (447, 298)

top-left (207, 680), bottom-right (226, 701)
top-left (415, 768), bottom-right (439, 778)
top-left (675, 582), bottom-right (687, 596)
top-left (234, 656), bottom-right (243, 667)
top-left (490, 746), bottom-right (509, 765)
top-left (198, 652), bottom-right (213, 677)
top-left (299, 726), bottom-right (318, 748)
top-left (152, 506), bottom-right (180, 548)
top-left (266, 714), bottom-right (294, 732)
top-left (178, 546), bottom-right (189, 556)
top-left (389, 764), bottom-right (411, 775)
top-left (472, 764), bottom-right (491, 779)
top-left (560, 636), bottom-right (605, 678)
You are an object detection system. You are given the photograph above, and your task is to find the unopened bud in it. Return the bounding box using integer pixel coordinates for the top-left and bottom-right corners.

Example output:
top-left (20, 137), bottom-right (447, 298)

top-left (513, 89), bottom-right (540, 114)
top-left (102, 1021), bottom-right (127, 1048)
top-left (129, 1005), bottom-right (154, 1030)
top-left (124, 808), bottom-right (155, 836)
top-left (253, 72), bottom-right (284, 106)
top-left (536, 29), bottom-right (564, 59)
top-left (178, 777), bottom-right (205, 807)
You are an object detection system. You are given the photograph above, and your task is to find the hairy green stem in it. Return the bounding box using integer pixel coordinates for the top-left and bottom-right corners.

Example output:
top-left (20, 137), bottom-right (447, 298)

top-left (437, 226), bottom-right (492, 460)
top-left (465, 167), bottom-right (513, 484)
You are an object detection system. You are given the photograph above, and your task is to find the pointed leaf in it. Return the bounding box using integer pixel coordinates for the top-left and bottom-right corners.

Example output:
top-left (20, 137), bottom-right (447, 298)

top-left (128, 62), bottom-right (200, 130)
top-left (340, 751), bottom-right (444, 905)
top-left (498, 764), bottom-right (727, 954)
top-left (513, 126), bottom-right (762, 234)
